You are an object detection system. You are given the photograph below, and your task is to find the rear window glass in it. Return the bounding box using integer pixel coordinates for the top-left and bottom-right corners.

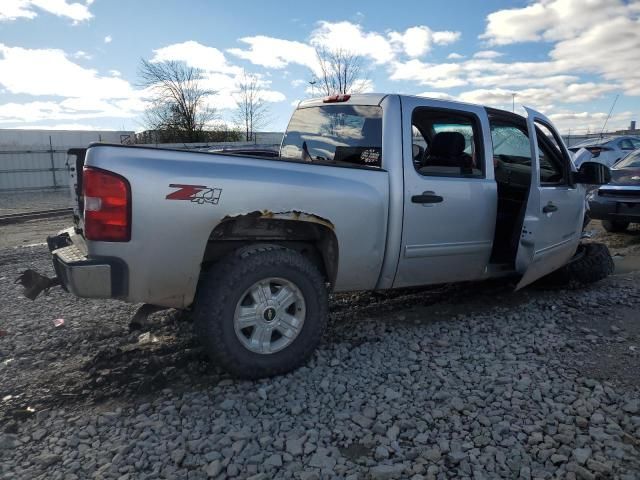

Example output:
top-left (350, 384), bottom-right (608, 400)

top-left (280, 105), bottom-right (382, 168)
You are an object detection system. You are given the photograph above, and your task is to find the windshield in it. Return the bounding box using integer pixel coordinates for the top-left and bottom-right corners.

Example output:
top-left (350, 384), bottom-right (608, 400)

top-left (614, 150), bottom-right (640, 169)
top-left (280, 105), bottom-right (383, 168)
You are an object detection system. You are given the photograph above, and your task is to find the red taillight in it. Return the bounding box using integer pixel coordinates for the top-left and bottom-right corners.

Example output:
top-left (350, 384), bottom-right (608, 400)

top-left (83, 166), bottom-right (131, 242)
top-left (323, 94), bottom-right (351, 103)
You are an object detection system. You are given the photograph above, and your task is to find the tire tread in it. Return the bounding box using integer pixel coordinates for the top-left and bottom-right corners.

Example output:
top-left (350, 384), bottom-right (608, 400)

top-left (193, 244), bottom-right (328, 379)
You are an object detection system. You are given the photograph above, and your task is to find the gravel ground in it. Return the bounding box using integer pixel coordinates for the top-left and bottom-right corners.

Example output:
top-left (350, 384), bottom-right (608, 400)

top-left (1, 222), bottom-right (640, 479)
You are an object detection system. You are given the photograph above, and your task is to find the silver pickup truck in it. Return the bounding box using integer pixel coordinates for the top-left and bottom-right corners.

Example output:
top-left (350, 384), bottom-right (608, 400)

top-left (22, 94), bottom-right (613, 378)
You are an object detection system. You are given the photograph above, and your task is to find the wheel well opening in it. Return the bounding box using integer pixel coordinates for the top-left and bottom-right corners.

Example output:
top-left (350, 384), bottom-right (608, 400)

top-left (203, 212), bottom-right (339, 287)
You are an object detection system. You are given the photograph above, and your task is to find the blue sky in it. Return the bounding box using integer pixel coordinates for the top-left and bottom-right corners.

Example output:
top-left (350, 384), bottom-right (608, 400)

top-left (0, 0), bottom-right (639, 134)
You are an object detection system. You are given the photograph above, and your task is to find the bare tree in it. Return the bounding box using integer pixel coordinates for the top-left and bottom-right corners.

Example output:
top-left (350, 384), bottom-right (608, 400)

top-left (139, 59), bottom-right (216, 142)
top-left (314, 46), bottom-right (366, 96)
top-left (234, 72), bottom-right (270, 142)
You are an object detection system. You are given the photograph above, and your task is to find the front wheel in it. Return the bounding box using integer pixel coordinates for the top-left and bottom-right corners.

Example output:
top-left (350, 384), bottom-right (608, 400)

top-left (193, 245), bottom-right (328, 379)
top-left (538, 242), bottom-right (614, 288)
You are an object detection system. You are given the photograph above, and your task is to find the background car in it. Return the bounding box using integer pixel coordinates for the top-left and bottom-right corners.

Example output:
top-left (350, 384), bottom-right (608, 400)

top-left (588, 147), bottom-right (640, 232)
top-left (569, 135), bottom-right (640, 167)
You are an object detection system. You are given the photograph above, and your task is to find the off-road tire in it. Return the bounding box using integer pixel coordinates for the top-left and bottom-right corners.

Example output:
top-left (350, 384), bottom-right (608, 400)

top-left (602, 219), bottom-right (629, 233)
top-left (193, 244), bottom-right (328, 379)
top-left (540, 242), bottom-right (614, 288)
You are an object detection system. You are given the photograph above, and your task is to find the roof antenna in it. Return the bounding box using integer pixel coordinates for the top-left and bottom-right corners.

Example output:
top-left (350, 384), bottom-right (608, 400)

top-left (600, 94), bottom-right (619, 138)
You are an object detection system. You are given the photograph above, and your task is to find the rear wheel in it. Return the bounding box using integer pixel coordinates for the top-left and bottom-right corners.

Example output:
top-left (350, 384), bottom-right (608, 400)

top-left (193, 245), bottom-right (328, 379)
top-left (602, 219), bottom-right (629, 233)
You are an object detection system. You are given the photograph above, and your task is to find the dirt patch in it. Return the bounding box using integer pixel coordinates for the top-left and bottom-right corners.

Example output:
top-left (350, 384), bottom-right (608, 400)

top-left (0, 216), bottom-right (72, 249)
top-left (587, 219), bottom-right (640, 255)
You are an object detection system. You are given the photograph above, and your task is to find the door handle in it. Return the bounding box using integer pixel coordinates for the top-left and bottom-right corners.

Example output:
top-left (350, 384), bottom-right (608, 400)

top-left (542, 203), bottom-right (558, 213)
top-left (412, 192), bottom-right (443, 204)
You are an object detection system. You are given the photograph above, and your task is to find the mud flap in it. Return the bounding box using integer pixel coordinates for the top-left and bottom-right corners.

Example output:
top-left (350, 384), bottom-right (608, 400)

top-left (15, 269), bottom-right (61, 300)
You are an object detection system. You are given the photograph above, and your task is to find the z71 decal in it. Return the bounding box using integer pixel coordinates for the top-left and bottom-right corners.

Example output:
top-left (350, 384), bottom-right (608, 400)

top-left (166, 184), bottom-right (222, 205)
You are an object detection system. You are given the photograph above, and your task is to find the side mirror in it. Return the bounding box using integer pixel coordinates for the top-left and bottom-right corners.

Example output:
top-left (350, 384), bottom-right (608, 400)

top-left (574, 161), bottom-right (611, 185)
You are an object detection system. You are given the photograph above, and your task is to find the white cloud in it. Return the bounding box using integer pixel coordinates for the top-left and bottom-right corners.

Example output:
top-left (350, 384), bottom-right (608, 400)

top-left (548, 110), bottom-right (634, 134)
top-left (447, 53), bottom-right (464, 60)
top-left (388, 52), bottom-right (623, 105)
top-left (0, 1), bottom-right (37, 20)
top-left (473, 50), bottom-right (502, 59)
top-left (387, 26), bottom-right (459, 58)
top-left (0, 0), bottom-right (93, 22)
top-left (229, 21), bottom-right (461, 74)
top-left (432, 31), bottom-right (461, 45)
top-left (72, 50), bottom-right (91, 60)
top-left (228, 36), bottom-right (316, 70)
top-left (149, 41), bottom-right (286, 111)
top-left (152, 41), bottom-right (242, 75)
top-left (455, 82), bottom-right (617, 107)
top-left (104, 35), bottom-right (112, 44)
top-left (0, 35), bottom-right (284, 129)
top-left (311, 21), bottom-right (395, 64)
top-left (259, 90), bottom-right (287, 102)
top-left (390, 60), bottom-right (467, 88)
top-left (479, 0), bottom-right (640, 95)
top-left (0, 97), bottom-right (144, 124)
top-left (0, 44), bottom-right (134, 98)
top-left (0, 44), bottom-right (146, 127)
top-left (481, 0), bottom-right (629, 46)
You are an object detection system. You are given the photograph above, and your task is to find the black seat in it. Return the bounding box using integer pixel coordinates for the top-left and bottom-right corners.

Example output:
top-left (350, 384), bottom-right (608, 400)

top-left (422, 131), bottom-right (473, 172)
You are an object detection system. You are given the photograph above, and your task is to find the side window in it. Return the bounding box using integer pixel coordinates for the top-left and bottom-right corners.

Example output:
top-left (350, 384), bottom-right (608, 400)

top-left (412, 108), bottom-right (483, 178)
top-left (534, 121), bottom-right (567, 185)
top-left (490, 122), bottom-right (533, 186)
top-left (620, 139), bottom-right (635, 150)
top-left (631, 139), bottom-right (640, 149)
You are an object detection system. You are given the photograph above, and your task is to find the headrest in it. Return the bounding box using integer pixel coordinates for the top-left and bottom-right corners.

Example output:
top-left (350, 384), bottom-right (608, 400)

top-left (430, 131), bottom-right (466, 157)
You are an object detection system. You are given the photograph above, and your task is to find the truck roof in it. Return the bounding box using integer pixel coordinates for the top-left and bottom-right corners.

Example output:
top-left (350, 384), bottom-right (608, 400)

top-left (297, 93), bottom-right (523, 120)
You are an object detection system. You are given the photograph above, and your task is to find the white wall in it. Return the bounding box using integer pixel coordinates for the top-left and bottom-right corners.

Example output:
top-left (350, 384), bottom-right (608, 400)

top-left (0, 129), bottom-right (134, 191)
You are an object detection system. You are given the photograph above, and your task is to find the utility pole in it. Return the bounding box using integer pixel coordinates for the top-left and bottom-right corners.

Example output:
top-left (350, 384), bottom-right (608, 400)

top-left (512, 93), bottom-right (516, 113)
top-left (309, 78), bottom-right (317, 97)
top-left (600, 94), bottom-right (619, 138)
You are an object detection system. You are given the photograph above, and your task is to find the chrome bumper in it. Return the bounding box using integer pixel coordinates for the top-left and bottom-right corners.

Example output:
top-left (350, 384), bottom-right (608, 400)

top-left (49, 230), bottom-right (127, 299)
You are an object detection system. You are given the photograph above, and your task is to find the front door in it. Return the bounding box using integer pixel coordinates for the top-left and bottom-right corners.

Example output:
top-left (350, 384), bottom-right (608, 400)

top-left (393, 98), bottom-right (497, 288)
top-left (515, 107), bottom-right (585, 288)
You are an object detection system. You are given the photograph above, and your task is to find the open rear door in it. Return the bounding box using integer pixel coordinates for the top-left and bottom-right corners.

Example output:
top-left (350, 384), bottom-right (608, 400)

top-left (514, 107), bottom-right (584, 289)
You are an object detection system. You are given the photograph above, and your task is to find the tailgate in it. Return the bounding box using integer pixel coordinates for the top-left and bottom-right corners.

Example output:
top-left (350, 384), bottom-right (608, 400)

top-left (66, 148), bottom-right (86, 232)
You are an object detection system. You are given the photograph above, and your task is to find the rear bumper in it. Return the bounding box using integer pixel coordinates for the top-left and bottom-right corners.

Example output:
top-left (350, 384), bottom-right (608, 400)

top-left (49, 230), bottom-right (127, 299)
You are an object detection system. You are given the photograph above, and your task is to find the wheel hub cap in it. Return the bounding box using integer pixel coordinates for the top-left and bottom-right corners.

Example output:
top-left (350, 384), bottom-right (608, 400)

top-left (233, 277), bottom-right (306, 355)
top-left (262, 307), bottom-right (277, 322)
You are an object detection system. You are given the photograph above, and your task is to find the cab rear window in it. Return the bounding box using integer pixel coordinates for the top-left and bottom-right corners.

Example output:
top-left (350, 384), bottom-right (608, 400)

top-left (280, 105), bottom-right (383, 168)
